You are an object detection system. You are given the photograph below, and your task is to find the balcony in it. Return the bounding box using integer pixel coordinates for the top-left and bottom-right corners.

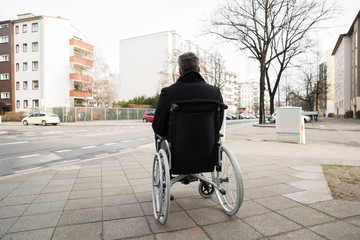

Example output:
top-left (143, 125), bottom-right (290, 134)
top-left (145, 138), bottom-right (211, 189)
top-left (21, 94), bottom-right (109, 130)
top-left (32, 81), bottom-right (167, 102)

top-left (70, 56), bottom-right (93, 68)
top-left (69, 74), bottom-right (93, 83)
top-left (70, 91), bottom-right (91, 99)
top-left (69, 38), bottom-right (94, 52)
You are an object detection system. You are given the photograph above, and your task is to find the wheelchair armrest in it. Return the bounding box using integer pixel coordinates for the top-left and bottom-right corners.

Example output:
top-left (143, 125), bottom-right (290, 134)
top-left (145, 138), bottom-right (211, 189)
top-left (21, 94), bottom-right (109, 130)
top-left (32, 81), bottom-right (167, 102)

top-left (219, 133), bottom-right (224, 137)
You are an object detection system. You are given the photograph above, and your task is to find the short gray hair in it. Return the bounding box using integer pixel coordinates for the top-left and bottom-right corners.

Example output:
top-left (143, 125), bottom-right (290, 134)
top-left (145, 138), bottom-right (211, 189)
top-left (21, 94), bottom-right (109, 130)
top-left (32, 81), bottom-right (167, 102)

top-left (178, 52), bottom-right (199, 72)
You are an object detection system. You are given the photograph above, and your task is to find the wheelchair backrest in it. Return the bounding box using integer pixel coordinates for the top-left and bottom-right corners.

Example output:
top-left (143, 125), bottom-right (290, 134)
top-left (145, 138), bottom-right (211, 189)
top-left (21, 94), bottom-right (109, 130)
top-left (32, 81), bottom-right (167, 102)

top-left (168, 100), bottom-right (226, 174)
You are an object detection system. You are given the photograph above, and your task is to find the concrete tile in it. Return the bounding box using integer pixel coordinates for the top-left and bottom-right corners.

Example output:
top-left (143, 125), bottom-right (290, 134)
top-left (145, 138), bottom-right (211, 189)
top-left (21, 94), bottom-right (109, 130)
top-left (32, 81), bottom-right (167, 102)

top-left (262, 183), bottom-right (302, 195)
top-left (310, 221), bottom-right (360, 240)
top-left (344, 215), bottom-right (360, 227)
top-left (69, 189), bottom-right (101, 199)
top-left (41, 184), bottom-right (73, 193)
top-left (243, 212), bottom-right (302, 236)
top-left (0, 195), bottom-right (37, 206)
top-left (2, 228), bottom-right (54, 240)
top-left (310, 200), bottom-right (360, 218)
top-left (244, 186), bottom-right (279, 200)
top-left (236, 200), bottom-right (271, 219)
top-left (291, 172), bottom-right (326, 180)
top-left (64, 197), bottom-right (102, 210)
top-left (156, 227), bottom-right (209, 240)
top-left (187, 206), bottom-right (237, 225)
top-left (204, 219), bottom-right (262, 240)
top-left (129, 177), bottom-right (152, 186)
top-left (23, 200), bottom-right (66, 215)
top-left (132, 184), bottom-right (152, 193)
top-left (255, 196), bottom-right (302, 211)
top-left (291, 165), bottom-right (323, 173)
top-left (269, 228), bottom-right (327, 240)
top-left (8, 187), bottom-right (43, 197)
top-left (58, 207), bottom-right (102, 225)
top-left (102, 180), bottom-right (130, 188)
top-left (140, 200), bottom-right (182, 216)
top-left (47, 179), bottom-right (75, 186)
top-left (288, 180), bottom-right (331, 194)
top-left (246, 177), bottom-right (282, 187)
top-left (75, 176), bottom-right (101, 184)
top-left (277, 206), bottom-right (335, 226)
top-left (175, 196), bottom-right (217, 210)
top-left (102, 186), bottom-right (133, 196)
top-left (103, 203), bottom-right (143, 220)
top-left (103, 217), bottom-right (151, 239)
top-left (269, 174), bottom-right (302, 183)
top-left (72, 182), bottom-right (101, 191)
top-left (0, 218), bottom-right (17, 236)
top-left (284, 191), bottom-right (333, 204)
top-left (0, 205), bottom-right (29, 218)
top-left (34, 192), bottom-right (70, 203)
top-left (52, 222), bottom-right (102, 240)
top-left (135, 192), bottom-right (152, 203)
top-left (127, 172), bottom-right (152, 180)
top-left (147, 211), bottom-right (197, 233)
top-left (102, 194), bottom-right (138, 206)
top-left (8, 212), bottom-right (61, 233)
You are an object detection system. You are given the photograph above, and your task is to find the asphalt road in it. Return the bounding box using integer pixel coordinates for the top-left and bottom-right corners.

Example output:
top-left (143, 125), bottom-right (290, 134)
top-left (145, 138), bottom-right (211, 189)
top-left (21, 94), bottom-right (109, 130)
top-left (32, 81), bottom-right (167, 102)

top-left (0, 119), bottom-right (257, 177)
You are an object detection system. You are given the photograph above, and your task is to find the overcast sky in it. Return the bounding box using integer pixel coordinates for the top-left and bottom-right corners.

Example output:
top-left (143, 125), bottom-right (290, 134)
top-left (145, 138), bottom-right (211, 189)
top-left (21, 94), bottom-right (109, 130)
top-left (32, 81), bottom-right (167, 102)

top-left (2, 0), bottom-right (360, 80)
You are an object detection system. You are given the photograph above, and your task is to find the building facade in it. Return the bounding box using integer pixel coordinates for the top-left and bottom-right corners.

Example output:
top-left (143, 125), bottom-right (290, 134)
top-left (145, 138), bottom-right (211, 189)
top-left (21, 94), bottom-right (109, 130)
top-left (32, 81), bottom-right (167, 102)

top-left (0, 21), bottom-right (14, 115)
top-left (326, 50), bottom-right (335, 115)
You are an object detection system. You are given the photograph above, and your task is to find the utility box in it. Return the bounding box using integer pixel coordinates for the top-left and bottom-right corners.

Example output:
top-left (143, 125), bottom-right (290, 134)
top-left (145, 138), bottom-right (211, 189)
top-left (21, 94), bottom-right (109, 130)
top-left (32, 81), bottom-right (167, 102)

top-left (276, 107), bottom-right (305, 144)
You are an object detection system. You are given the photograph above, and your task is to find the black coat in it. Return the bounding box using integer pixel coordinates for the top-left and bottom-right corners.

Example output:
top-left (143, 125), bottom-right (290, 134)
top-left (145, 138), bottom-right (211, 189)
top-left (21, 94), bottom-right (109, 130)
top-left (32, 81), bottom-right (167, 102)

top-left (152, 70), bottom-right (224, 136)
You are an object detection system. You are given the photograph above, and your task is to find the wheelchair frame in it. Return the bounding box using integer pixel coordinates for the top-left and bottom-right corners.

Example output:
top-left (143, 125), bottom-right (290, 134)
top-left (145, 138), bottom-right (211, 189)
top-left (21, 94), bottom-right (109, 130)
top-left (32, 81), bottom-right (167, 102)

top-left (152, 134), bottom-right (244, 224)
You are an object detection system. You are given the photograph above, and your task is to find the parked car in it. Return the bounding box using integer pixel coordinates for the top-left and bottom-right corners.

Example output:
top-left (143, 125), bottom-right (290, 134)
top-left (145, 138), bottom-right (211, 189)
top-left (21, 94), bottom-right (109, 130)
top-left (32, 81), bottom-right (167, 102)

top-left (22, 113), bottom-right (60, 126)
top-left (226, 113), bottom-right (237, 120)
top-left (268, 112), bottom-right (311, 123)
top-left (142, 111), bottom-right (155, 122)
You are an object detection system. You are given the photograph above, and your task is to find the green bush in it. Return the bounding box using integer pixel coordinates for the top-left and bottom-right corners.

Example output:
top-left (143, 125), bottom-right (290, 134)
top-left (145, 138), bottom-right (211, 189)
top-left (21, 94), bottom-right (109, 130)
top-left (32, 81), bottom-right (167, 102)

top-left (345, 110), bottom-right (353, 118)
top-left (356, 111), bottom-right (360, 119)
top-left (2, 112), bottom-right (26, 122)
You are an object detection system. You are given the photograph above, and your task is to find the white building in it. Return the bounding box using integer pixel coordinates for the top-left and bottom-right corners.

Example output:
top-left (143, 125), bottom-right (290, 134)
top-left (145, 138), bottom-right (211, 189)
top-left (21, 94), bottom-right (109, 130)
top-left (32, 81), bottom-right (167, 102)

top-left (332, 34), bottom-right (352, 116)
top-left (13, 13), bottom-right (92, 112)
top-left (326, 50), bottom-right (335, 115)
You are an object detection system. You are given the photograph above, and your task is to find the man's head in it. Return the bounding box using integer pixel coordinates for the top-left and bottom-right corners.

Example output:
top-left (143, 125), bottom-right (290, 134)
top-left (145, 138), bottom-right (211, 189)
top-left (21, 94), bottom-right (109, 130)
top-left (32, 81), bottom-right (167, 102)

top-left (178, 52), bottom-right (200, 75)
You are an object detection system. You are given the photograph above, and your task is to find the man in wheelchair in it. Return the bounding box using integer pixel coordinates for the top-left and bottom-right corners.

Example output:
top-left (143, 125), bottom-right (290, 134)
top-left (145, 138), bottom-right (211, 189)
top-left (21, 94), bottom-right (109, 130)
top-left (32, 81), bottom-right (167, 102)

top-left (151, 52), bottom-right (243, 224)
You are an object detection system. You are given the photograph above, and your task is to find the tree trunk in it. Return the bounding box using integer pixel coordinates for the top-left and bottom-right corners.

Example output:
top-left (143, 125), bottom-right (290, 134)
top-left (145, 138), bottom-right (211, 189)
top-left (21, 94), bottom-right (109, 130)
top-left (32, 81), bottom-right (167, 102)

top-left (270, 93), bottom-right (275, 114)
top-left (259, 64), bottom-right (266, 124)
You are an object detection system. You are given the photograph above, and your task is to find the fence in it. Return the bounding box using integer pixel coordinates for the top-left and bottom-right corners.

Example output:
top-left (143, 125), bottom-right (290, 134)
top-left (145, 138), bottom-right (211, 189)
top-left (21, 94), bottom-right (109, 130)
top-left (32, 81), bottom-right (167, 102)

top-left (27, 107), bottom-right (155, 122)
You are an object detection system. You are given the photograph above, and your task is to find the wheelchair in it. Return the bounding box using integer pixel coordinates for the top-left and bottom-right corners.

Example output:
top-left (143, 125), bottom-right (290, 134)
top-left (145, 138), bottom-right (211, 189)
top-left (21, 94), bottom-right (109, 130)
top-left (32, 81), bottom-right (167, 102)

top-left (152, 100), bottom-right (244, 224)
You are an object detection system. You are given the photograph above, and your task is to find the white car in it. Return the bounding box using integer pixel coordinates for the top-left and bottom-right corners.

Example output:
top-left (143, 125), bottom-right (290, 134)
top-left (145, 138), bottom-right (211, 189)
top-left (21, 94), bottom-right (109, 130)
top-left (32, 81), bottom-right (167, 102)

top-left (22, 113), bottom-right (60, 126)
top-left (269, 112), bottom-right (311, 123)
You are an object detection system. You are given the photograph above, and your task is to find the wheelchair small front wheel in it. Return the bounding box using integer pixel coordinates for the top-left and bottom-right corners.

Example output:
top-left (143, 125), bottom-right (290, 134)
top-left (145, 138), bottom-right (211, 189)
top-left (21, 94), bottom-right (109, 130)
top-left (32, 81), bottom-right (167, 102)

top-left (152, 149), bottom-right (170, 224)
top-left (198, 181), bottom-right (215, 198)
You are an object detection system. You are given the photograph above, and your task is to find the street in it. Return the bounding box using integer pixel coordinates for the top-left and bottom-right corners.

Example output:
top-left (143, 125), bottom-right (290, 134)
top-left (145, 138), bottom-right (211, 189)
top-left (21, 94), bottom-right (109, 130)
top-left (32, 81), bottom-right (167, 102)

top-left (0, 119), bottom-right (257, 176)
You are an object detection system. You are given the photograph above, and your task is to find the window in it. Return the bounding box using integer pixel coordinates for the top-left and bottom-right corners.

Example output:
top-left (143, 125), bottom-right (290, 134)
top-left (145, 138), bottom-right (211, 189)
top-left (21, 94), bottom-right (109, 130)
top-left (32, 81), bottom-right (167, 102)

top-left (0, 73), bottom-right (9, 80)
top-left (23, 81), bottom-right (28, 90)
top-left (32, 42), bottom-right (38, 51)
top-left (32, 80), bottom-right (39, 89)
top-left (16, 63), bottom-right (19, 71)
top-left (1, 92), bottom-right (10, 99)
top-left (32, 23), bottom-right (38, 32)
top-left (0, 36), bottom-right (9, 43)
top-left (32, 99), bottom-right (39, 107)
top-left (0, 55), bottom-right (9, 62)
top-left (23, 43), bottom-right (27, 52)
top-left (23, 62), bottom-right (28, 71)
top-left (24, 100), bottom-right (28, 108)
top-left (32, 61), bottom-right (38, 71)
top-left (16, 100), bottom-right (20, 108)
top-left (15, 25), bottom-right (19, 34)
top-left (16, 81), bottom-right (19, 90)
top-left (22, 24), bottom-right (27, 33)
top-left (16, 44), bottom-right (19, 53)
top-left (0, 24), bottom-right (8, 28)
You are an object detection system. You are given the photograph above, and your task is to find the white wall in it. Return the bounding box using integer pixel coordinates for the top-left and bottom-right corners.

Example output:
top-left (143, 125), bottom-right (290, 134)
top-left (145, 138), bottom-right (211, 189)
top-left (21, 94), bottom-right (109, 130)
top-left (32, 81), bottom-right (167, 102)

top-left (326, 50), bottom-right (335, 114)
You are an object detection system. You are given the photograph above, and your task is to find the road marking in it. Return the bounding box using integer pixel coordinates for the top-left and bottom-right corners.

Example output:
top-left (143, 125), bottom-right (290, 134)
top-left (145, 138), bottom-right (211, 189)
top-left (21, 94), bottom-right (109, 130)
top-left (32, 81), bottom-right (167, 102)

top-left (104, 143), bottom-right (116, 146)
top-left (0, 141), bottom-right (29, 146)
top-left (55, 149), bottom-right (72, 153)
top-left (14, 167), bottom-right (42, 174)
top-left (121, 140), bottom-right (133, 143)
top-left (18, 154), bottom-right (40, 159)
top-left (82, 146), bottom-right (97, 149)
top-left (136, 138), bottom-right (147, 141)
top-left (95, 153), bottom-right (110, 157)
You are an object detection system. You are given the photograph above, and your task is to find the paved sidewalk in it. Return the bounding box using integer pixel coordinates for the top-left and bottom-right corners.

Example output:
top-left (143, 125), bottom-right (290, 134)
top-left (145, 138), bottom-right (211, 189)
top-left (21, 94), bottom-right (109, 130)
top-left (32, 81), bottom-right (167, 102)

top-left (0, 119), bottom-right (360, 239)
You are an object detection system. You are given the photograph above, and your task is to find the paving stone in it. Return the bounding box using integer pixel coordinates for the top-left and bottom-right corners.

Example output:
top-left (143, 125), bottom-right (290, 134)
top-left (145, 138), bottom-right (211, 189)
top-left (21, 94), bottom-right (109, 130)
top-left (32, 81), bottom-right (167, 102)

top-left (203, 219), bottom-right (262, 240)
top-left (246, 177), bottom-right (282, 187)
top-left (72, 182), bottom-right (101, 191)
top-left (140, 200), bottom-right (182, 216)
top-left (8, 212), bottom-right (61, 233)
top-left (243, 212), bottom-right (302, 237)
top-left (243, 187), bottom-right (279, 200)
top-left (255, 196), bottom-right (302, 211)
top-left (277, 206), bottom-right (335, 226)
top-left (23, 200), bottom-right (66, 215)
top-left (310, 200), bottom-right (360, 218)
top-left (269, 228), bottom-right (327, 240)
top-left (103, 203), bottom-right (143, 220)
top-left (262, 183), bottom-right (303, 195)
top-left (102, 180), bottom-right (130, 188)
top-left (102, 186), bottom-right (133, 196)
top-left (52, 222), bottom-right (102, 240)
top-left (135, 192), bottom-right (153, 203)
top-left (64, 197), bottom-right (102, 211)
top-left (41, 184), bottom-right (73, 193)
top-left (284, 190), bottom-right (333, 204)
top-left (147, 211), bottom-right (197, 233)
top-left (68, 189), bottom-right (101, 199)
top-left (47, 179), bottom-right (76, 186)
top-left (58, 207), bottom-right (102, 225)
top-left (291, 172), bottom-right (326, 181)
top-left (156, 227), bottom-right (209, 240)
top-left (103, 217), bottom-right (151, 239)
top-left (0, 217), bottom-right (17, 236)
top-left (0, 204), bottom-right (29, 218)
top-left (34, 192), bottom-right (70, 203)
top-left (1, 228), bottom-right (54, 240)
top-left (187, 206), bottom-right (237, 225)
top-left (344, 215), bottom-right (360, 227)
top-left (175, 196), bottom-right (217, 210)
top-left (310, 220), bottom-right (360, 240)
top-left (8, 187), bottom-right (43, 197)
top-left (236, 200), bottom-right (272, 219)
top-left (102, 194), bottom-right (138, 206)
top-left (0, 195), bottom-right (37, 206)
top-left (75, 176), bottom-right (101, 184)
top-left (129, 177), bottom-right (152, 186)
top-left (291, 165), bottom-right (323, 173)
top-left (269, 174), bottom-right (302, 183)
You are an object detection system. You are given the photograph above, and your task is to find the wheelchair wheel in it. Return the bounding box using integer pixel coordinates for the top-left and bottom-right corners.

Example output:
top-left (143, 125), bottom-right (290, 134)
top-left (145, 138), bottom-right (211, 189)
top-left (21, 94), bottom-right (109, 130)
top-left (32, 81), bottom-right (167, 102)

top-left (198, 181), bottom-right (215, 198)
top-left (215, 146), bottom-right (244, 215)
top-left (152, 149), bottom-right (170, 224)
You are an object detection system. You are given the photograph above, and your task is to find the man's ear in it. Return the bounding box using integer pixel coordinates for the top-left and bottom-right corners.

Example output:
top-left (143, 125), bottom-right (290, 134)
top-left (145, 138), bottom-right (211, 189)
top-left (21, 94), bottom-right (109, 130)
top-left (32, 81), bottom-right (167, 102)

top-left (179, 68), bottom-right (182, 75)
top-left (197, 67), bottom-right (200, 73)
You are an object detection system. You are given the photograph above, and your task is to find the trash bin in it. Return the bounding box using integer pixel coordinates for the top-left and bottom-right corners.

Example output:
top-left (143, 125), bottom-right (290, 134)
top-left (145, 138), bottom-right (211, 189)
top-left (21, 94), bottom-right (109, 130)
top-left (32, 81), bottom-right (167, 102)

top-left (276, 107), bottom-right (305, 144)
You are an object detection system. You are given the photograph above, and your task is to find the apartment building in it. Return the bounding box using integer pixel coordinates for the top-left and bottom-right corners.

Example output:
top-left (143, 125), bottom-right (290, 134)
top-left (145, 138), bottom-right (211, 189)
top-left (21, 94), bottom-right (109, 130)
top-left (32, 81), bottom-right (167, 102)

top-left (332, 11), bottom-right (360, 117)
top-left (326, 50), bottom-right (335, 115)
top-left (8, 13), bottom-right (93, 112)
top-left (0, 21), bottom-right (14, 115)
top-left (237, 81), bottom-right (270, 114)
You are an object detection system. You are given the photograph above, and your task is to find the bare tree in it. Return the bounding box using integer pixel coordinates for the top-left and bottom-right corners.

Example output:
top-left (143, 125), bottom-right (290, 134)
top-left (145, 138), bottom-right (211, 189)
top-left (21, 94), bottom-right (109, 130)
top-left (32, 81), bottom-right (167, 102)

top-left (207, 0), bottom-right (336, 123)
top-left (157, 50), bottom-right (180, 91)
